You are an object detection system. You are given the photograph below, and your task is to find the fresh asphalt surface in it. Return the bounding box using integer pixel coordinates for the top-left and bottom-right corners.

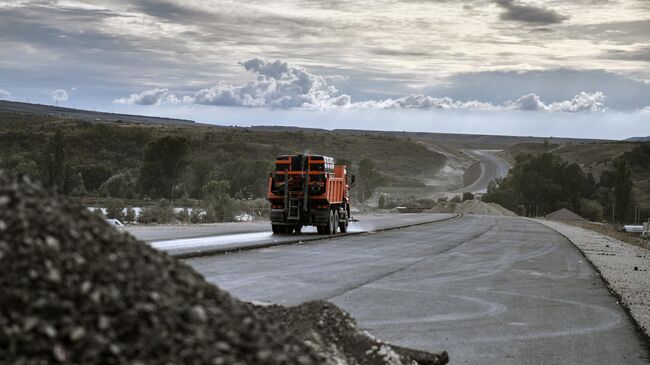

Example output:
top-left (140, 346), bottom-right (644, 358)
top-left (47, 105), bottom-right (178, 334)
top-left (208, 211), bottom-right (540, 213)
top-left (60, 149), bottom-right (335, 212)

top-left (134, 213), bottom-right (457, 257)
top-left (461, 150), bottom-right (511, 194)
top-left (186, 215), bottom-right (649, 364)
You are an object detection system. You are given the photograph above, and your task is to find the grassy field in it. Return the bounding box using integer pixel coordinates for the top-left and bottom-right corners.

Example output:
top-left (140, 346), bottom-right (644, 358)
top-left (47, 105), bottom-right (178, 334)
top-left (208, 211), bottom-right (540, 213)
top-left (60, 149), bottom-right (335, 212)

top-left (0, 110), bottom-right (446, 203)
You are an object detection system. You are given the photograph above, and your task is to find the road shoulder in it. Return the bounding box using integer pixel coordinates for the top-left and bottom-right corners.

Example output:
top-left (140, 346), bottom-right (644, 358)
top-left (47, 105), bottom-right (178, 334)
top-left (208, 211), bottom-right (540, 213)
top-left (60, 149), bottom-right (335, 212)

top-left (534, 219), bottom-right (650, 343)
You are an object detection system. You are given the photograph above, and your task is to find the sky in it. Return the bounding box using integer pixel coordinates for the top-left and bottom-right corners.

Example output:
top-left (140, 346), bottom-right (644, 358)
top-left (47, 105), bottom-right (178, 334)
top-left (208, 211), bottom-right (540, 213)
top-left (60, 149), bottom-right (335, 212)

top-left (0, 0), bottom-right (649, 138)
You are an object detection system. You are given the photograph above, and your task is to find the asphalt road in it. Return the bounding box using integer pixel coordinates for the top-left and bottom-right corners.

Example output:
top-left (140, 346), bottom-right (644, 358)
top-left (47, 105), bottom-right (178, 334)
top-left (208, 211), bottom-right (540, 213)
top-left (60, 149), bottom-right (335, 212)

top-left (462, 150), bottom-right (511, 193)
top-left (186, 215), bottom-right (649, 364)
top-left (135, 213), bottom-right (456, 257)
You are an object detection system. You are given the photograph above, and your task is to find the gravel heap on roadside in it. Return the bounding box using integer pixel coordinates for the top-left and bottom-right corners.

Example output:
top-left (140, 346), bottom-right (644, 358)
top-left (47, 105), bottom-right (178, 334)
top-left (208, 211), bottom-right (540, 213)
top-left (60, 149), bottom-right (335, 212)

top-left (0, 172), bottom-right (448, 365)
top-left (429, 200), bottom-right (517, 217)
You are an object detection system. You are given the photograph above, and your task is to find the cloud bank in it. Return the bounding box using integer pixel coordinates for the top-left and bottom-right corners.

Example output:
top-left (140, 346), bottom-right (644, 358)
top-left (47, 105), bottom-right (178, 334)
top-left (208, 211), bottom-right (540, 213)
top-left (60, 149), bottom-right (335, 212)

top-left (0, 89), bottom-right (10, 100)
top-left (113, 88), bottom-right (181, 105)
top-left (114, 59), bottom-right (608, 113)
top-left (189, 58), bottom-right (351, 108)
top-left (50, 89), bottom-right (69, 102)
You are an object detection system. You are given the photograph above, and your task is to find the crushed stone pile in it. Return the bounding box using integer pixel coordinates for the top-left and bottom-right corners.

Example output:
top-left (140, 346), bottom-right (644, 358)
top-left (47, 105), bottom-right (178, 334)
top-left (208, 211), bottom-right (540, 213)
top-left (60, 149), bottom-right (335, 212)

top-left (428, 200), bottom-right (517, 217)
top-left (0, 172), bottom-right (448, 365)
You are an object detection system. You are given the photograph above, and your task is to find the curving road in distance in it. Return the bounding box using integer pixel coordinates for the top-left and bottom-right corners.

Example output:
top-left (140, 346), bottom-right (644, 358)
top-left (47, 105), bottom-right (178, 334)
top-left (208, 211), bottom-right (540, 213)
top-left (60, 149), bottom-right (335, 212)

top-left (460, 150), bottom-right (511, 194)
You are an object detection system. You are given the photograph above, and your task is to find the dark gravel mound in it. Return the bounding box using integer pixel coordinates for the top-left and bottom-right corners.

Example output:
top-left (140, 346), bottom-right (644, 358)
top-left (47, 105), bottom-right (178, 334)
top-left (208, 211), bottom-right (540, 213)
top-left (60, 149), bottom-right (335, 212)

top-left (0, 172), bottom-right (448, 364)
top-left (260, 301), bottom-right (449, 365)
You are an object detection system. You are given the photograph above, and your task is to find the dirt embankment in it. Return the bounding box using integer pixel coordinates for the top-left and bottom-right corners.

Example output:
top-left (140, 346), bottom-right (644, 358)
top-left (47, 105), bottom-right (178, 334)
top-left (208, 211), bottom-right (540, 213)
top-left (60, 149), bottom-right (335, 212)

top-left (429, 199), bottom-right (517, 217)
top-left (462, 161), bottom-right (482, 188)
top-left (0, 172), bottom-right (448, 365)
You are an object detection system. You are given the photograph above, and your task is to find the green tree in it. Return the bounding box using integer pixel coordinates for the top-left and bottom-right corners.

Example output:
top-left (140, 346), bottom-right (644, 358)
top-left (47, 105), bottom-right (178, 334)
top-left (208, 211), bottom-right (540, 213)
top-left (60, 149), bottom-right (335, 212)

top-left (378, 195), bottom-right (386, 209)
top-left (105, 199), bottom-right (125, 221)
top-left (100, 169), bottom-right (138, 199)
top-left (483, 153), bottom-right (589, 217)
top-left (358, 158), bottom-right (382, 202)
top-left (215, 159), bottom-right (274, 199)
top-left (124, 207), bottom-right (136, 223)
top-left (139, 136), bottom-right (190, 199)
top-left (79, 164), bottom-right (113, 192)
top-left (43, 129), bottom-right (66, 192)
top-left (462, 192), bottom-right (474, 201)
top-left (580, 198), bottom-right (603, 222)
top-left (613, 159), bottom-right (633, 222)
top-left (203, 180), bottom-right (233, 222)
top-left (188, 159), bottom-right (214, 199)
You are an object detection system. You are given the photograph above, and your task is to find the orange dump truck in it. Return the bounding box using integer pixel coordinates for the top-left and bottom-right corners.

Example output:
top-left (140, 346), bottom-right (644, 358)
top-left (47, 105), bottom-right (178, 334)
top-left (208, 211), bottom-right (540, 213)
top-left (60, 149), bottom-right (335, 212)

top-left (268, 154), bottom-right (354, 234)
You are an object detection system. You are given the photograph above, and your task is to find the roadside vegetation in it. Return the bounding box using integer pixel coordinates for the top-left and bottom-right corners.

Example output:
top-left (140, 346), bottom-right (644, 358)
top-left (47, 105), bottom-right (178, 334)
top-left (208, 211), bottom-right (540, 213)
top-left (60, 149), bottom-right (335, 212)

top-left (484, 145), bottom-right (650, 223)
top-left (0, 113), bottom-right (445, 222)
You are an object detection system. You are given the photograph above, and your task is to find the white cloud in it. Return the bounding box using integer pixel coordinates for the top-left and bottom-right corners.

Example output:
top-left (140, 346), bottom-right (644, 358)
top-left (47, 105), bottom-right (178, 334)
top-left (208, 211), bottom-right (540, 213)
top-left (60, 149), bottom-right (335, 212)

top-left (506, 92), bottom-right (606, 112)
top-left (0, 88), bottom-right (10, 100)
top-left (352, 91), bottom-right (606, 113)
top-left (187, 58), bottom-right (351, 109)
top-left (114, 59), bottom-right (608, 113)
top-left (351, 94), bottom-right (495, 110)
top-left (112, 88), bottom-right (182, 105)
top-left (50, 89), bottom-right (69, 102)
top-left (640, 106), bottom-right (650, 113)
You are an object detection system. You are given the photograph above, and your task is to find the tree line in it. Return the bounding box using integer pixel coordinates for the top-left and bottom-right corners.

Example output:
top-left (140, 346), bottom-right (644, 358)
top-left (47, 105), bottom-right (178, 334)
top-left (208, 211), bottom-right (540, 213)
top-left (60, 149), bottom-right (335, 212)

top-left (482, 148), bottom-right (648, 223)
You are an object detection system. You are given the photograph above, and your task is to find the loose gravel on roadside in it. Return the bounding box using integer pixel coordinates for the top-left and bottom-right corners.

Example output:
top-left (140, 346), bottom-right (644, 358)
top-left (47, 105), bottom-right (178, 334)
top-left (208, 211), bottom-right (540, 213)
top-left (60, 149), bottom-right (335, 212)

top-left (0, 172), bottom-right (448, 365)
top-left (535, 219), bottom-right (650, 341)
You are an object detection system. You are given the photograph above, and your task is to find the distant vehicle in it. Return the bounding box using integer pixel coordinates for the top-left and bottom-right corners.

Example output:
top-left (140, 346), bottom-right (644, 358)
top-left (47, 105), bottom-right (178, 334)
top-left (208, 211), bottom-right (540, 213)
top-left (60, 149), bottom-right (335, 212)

top-left (234, 213), bottom-right (254, 222)
top-left (623, 225), bottom-right (643, 234)
top-left (267, 154), bottom-right (354, 234)
top-left (105, 219), bottom-right (125, 228)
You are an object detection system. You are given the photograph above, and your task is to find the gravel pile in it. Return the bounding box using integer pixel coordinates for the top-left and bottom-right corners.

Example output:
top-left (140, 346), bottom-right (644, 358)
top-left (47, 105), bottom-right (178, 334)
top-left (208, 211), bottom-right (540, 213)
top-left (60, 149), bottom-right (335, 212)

top-left (535, 219), bottom-right (650, 341)
top-left (0, 172), bottom-right (448, 365)
top-left (429, 200), bottom-right (517, 217)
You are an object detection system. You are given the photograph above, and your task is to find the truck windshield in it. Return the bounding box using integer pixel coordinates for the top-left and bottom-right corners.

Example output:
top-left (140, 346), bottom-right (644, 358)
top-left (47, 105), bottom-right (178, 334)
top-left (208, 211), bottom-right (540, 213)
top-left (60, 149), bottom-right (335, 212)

top-left (291, 155), bottom-right (304, 171)
top-left (310, 163), bottom-right (324, 171)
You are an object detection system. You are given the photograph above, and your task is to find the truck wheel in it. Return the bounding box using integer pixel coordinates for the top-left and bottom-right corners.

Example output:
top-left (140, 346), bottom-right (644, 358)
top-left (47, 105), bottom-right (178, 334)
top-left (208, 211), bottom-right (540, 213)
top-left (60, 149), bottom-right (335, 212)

top-left (339, 214), bottom-right (348, 233)
top-left (326, 210), bottom-right (334, 234)
top-left (331, 210), bottom-right (339, 234)
top-left (272, 224), bottom-right (281, 234)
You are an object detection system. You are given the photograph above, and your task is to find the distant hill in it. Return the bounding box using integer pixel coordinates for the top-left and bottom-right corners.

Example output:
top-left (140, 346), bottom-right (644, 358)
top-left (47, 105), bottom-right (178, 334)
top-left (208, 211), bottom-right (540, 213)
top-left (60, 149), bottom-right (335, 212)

top-left (625, 136), bottom-right (650, 142)
top-left (333, 129), bottom-right (612, 147)
top-left (249, 125), bottom-right (329, 133)
top-left (0, 100), bottom-right (194, 125)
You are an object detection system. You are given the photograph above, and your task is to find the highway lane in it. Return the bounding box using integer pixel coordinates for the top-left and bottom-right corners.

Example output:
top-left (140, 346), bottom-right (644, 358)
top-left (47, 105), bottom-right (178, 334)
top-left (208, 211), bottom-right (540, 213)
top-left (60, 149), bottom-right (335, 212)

top-left (186, 215), bottom-right (649, 364)
top-left (461, 150), bottom-right (511, 193)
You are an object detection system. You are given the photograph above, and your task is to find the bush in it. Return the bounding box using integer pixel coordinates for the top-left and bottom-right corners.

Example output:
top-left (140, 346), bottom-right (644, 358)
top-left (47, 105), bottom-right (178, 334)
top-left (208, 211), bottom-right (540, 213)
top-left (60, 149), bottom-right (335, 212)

top-left (176, 208), bottom-right (191, 223)
top-left (462, 192), bottom-right (474, 201)
top-left (124, 207), bottom-right (136, 223)
top-left (190, 208), bottom-right (205, 223)
top-left (450, 195), bottom-right (461, 203)
top-left (378, 195), bottom-right (386, 209)
top-left (138, 200), bottom-right (175, 224)
top-left (105, 199), bottom-right (125, 221)
top-left (580, 199), bottom-right (604, 222)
